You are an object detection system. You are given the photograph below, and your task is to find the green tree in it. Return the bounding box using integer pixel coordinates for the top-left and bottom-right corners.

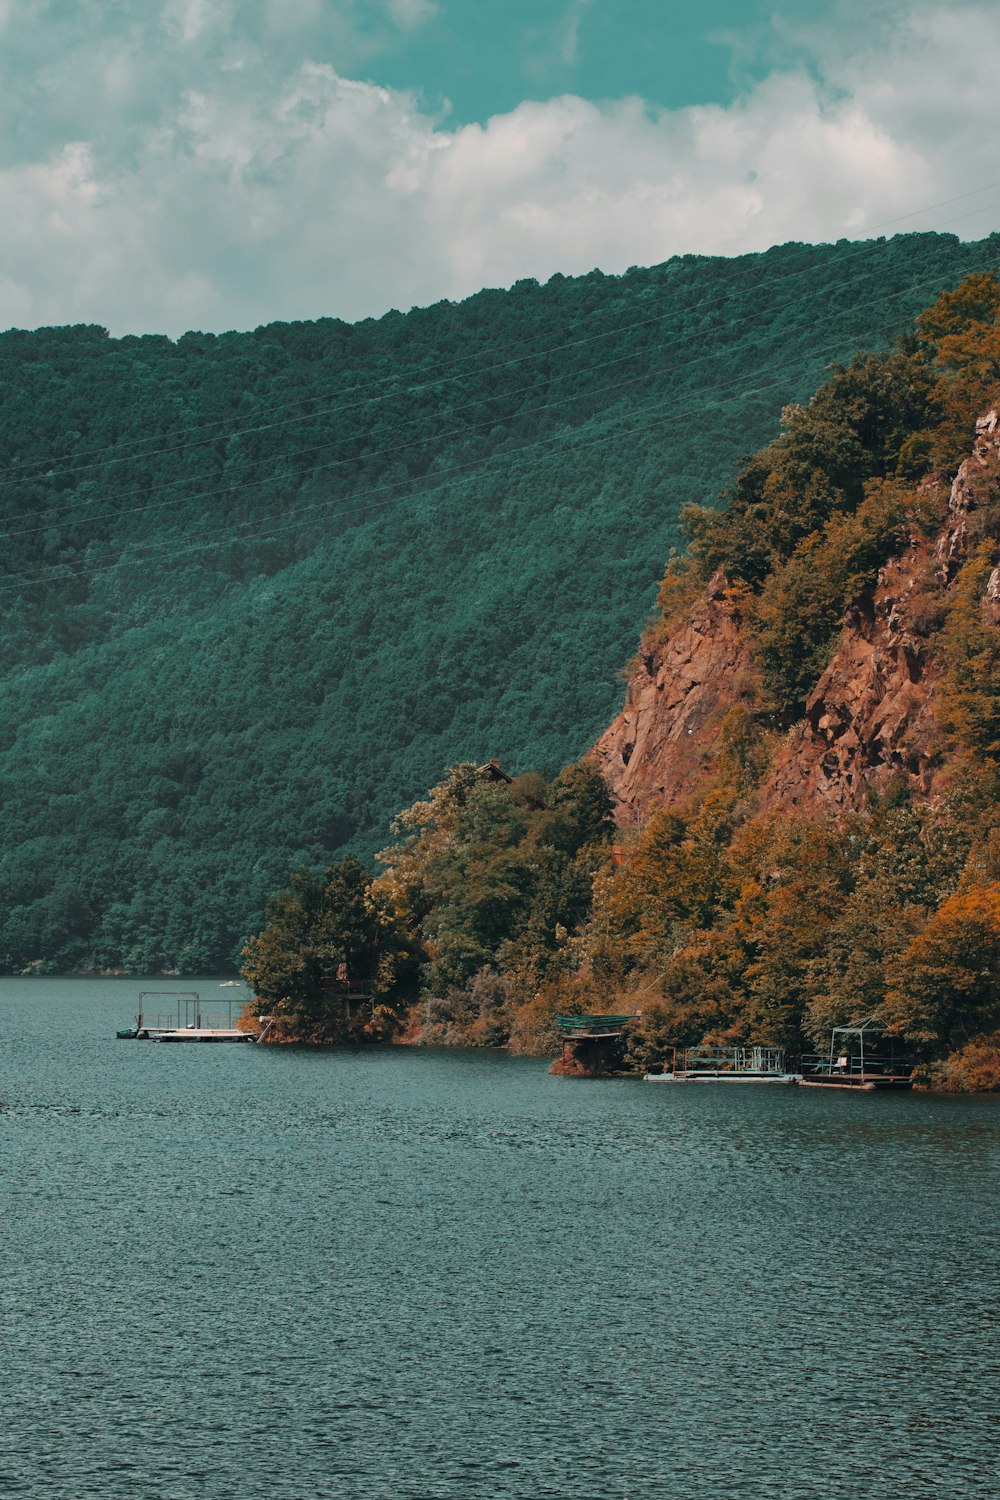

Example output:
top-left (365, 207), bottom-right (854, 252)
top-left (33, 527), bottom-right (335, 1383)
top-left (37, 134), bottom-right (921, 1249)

top-left (241, 856), bottom-right (402, 1039)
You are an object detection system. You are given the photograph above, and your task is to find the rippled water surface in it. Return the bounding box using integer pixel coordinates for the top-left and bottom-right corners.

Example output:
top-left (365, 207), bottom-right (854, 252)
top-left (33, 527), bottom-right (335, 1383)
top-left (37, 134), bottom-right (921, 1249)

top-left (2, 978), bottom-right (998, 1499)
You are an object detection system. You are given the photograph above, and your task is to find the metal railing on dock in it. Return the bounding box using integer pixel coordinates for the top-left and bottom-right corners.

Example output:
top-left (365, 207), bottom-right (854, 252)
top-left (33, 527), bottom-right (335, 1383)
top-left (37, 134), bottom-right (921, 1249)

top-left (677, 1045), bottom-right (789, 1074)
top-left (117, 989), bottom-right (257, 1043)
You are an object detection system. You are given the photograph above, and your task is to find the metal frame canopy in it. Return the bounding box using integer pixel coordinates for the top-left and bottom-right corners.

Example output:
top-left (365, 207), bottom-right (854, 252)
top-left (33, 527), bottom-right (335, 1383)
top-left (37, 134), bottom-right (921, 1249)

top-left (828, 1014), bottom-right (900, 1072)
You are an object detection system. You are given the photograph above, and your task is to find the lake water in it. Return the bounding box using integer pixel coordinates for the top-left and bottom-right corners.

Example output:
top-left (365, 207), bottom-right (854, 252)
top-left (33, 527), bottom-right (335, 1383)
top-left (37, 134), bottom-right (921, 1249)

top-left (2, 977), bottom-right (998, 1499)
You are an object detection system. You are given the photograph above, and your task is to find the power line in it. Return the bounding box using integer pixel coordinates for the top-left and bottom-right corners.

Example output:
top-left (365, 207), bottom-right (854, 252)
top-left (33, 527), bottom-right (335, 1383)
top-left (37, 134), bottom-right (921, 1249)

top-left (0, 270), bottom-right (964, 596)
top-left (3, 177), bottom-right (1000, 489)
top-left (3, 237), bottom-right (875, 488)
top-left (0, 240), bottom-right (976, 547)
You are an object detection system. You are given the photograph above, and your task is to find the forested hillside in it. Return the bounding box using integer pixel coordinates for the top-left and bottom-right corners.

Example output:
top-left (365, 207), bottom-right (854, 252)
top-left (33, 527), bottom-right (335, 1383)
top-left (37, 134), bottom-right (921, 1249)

top-left (243, 273), bottom-right (1000, 1088)
top-left (3, 231), bottom-right (999, 971)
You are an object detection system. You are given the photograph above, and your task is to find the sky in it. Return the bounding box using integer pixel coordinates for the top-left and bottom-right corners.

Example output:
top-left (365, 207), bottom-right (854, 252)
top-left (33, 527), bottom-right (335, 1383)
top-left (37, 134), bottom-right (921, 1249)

top-left (1, 0), bottom-right (999, 336)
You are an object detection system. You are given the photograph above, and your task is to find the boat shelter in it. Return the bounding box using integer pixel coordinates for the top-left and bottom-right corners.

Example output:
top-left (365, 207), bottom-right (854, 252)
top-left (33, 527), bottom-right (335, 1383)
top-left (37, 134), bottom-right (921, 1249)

top-left (552, 1013), bottom-right (635, 1076)
top-left (800, 1016), bottom-right (913, 1090)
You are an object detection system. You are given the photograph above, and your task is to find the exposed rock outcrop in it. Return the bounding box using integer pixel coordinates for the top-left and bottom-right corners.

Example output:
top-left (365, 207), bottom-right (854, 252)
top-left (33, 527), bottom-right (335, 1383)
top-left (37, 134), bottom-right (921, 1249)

top-left (763, 537), bottom-right (946, 814)
top-left (549, 1032), bottom-right (628, 1077)
top-left (589, 570), bottom-right (760, 826)
top-left (936, 408), bottom-right (1000, 580)
top-left (768, 409), bottom-right (999, 814)
top-left (593, 412), bottom-right (1000, 825)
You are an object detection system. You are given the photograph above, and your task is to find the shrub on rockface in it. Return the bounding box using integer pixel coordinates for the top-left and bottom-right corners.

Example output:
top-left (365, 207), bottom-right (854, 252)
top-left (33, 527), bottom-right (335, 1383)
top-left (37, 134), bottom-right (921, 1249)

top-left (754, 478), bottom-right (922, 717)
top-left (910, 269), bottom-right (1000, 470)
top-left (679, 348), bottom-right (937, 595)
top-left (937, 541), bottom-right (1000, 759)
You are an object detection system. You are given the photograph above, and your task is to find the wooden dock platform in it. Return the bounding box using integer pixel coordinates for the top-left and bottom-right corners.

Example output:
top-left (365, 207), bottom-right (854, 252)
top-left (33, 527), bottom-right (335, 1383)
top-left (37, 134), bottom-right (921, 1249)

top-left (116, 989), bottom-right (261, 1043)
top-left (798, 1020), bottom-right (913, 1089)
top-left (645, 1071), bottom-right (800, 1084)
top-left (645, 1045), bottom-right (798, 1084)
top-left (154, 1028), bottom-right (255, 1043)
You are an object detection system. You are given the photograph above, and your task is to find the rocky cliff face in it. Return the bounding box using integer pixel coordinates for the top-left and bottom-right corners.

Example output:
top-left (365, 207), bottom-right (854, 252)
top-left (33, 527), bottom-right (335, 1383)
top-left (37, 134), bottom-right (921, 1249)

top-left (589, 570), bottom-right (760, 825)
top-left (763, 534), bottom-right (946, 814)
top-left (594, 412), bottom-right (1000, 825)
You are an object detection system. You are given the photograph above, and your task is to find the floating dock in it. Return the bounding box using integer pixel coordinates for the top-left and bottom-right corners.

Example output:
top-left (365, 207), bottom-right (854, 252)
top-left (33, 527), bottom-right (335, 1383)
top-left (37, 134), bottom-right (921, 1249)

top-left (137, 1027), bottom-right (255, 1044)
top-left (645, 1045), bottom-right (799, 1084)
top-left (116, 990), bottom-right (265, 1043)
top-left (798, 1018), bottom-right (913, 1090)
top-left (642, 1019), bottom-right (914, 1091)
top-left (645, 1070), bottom-right (801, 1084)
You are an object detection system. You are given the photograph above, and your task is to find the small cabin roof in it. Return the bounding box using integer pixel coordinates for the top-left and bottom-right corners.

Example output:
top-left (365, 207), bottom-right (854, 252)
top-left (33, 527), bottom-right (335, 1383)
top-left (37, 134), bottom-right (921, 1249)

top-left (476, 758), bottom-right (513, 783)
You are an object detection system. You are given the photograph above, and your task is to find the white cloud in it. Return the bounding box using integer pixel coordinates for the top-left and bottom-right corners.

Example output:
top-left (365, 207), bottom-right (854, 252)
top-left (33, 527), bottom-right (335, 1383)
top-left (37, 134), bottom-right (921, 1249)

top-left (161, 0), bottom-right (231, 46)
top-left (0, 2), bottom-right (997, 335)
top-left (523, 0), bottom-right (593, 83)
top-left (559, 0), bottom-right (593, 68)
top-left (386, 0), bottom-right (438, 29)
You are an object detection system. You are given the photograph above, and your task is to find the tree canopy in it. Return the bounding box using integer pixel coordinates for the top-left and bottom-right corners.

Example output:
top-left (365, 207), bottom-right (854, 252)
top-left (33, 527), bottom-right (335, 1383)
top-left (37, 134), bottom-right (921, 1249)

top-left (3, 233), bottom-right (1000, 970)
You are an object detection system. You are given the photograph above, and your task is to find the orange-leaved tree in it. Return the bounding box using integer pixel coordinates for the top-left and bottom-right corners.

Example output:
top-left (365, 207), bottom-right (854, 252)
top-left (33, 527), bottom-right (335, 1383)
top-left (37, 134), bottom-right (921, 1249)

top-left (905, 269), bottom-right (1000, 472)
top-left (882, 882), bottom-right (1000, 1050)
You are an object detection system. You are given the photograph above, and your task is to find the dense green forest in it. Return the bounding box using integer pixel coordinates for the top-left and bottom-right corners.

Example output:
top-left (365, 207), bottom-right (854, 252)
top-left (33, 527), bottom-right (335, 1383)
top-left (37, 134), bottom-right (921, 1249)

top-left (3, 231), bottom-right (1000, 970)
top-left (243, 274), bottom-right (1000, 1088)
